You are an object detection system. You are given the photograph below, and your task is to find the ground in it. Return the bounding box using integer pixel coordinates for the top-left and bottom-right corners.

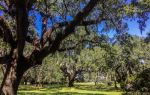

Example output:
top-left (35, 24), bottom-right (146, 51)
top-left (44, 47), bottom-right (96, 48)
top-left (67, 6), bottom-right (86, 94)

top-left (18, 82), bottom-right (122, 95)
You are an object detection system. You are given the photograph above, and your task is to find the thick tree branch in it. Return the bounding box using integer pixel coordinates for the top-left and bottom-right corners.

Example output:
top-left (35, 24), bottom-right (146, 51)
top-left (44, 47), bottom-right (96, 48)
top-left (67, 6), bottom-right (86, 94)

top-left (25, 18), bottom-right (104, 45)
top-left (52, 0), bottom-right (100, 46)
top-left (38, 0), bottom-right (100, 58)
top-left (0, 55), bottom-right (9, 64)
top-left (28, 0), bottom-right (100, 66)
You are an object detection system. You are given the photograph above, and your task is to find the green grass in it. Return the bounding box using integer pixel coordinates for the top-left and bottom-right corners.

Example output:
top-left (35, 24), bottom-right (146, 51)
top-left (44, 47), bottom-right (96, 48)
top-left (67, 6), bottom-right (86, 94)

top-left (18, 82), bottom-right (123, 95)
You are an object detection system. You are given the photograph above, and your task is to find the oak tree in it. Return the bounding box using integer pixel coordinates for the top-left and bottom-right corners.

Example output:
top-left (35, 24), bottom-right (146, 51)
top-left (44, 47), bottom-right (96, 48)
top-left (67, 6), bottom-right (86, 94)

top-left (0, 0), bottom-right (149, 94)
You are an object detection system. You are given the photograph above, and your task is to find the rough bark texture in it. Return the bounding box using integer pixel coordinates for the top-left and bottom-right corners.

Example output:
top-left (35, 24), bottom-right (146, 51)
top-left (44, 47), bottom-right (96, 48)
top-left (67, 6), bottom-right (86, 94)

top-left (0, 56), bottom-right (29, 95)
top-left (0, 65), bottom-right (22, 95)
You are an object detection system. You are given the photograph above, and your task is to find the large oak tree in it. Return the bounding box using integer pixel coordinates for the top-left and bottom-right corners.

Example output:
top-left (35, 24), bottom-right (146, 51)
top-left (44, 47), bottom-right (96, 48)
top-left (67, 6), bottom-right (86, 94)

top-left (0, 0), bottom-right (149, 95)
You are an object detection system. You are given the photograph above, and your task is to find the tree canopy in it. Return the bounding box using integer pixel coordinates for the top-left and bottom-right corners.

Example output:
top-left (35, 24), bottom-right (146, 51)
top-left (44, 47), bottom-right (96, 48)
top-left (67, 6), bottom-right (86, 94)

top-left (0, 0), bottom-right (150, 95)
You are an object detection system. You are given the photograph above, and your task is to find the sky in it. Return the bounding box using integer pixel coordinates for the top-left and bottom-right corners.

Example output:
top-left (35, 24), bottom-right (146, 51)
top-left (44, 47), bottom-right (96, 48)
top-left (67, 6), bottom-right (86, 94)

top-left (127, 19), bottom-right (150, 37)
top-left (0, 7), bottom-right (150, 38)
top-left (31, 12), bottom-right (150, 38)
top-left (104, 18), bottom-right (150, 38)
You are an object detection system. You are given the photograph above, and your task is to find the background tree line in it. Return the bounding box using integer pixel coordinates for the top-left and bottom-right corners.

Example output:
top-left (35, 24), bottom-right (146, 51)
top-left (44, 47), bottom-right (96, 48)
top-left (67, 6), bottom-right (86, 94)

top-left (1, 31), bottom-right (149, 90)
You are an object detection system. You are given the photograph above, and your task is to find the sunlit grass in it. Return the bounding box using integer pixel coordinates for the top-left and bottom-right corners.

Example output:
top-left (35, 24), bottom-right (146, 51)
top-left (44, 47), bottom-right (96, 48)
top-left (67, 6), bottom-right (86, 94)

top-left (18, 82), bottom-right (123, 95)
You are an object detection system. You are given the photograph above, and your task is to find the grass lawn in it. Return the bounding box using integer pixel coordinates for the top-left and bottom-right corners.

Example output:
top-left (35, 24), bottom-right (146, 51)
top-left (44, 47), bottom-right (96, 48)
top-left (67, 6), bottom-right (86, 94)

top-left (18, 82), bottom-right (123, 95)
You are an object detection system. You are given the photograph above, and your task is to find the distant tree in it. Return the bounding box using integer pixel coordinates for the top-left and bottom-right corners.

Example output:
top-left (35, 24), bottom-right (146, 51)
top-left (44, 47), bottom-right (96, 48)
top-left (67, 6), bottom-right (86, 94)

top-left (22, 55), bottom-right (63, 86)
top-left (80, 47), bottom-right (107, 85)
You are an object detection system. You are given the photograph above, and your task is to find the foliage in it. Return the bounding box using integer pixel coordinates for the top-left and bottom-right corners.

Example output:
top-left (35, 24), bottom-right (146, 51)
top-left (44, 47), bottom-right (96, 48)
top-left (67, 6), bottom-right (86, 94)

top-left (22, 55), bottom-right (63, 85)
top-left (0, 0), bottom-right (150, 94)
top-left (133, 68), bottom-right (150, 92)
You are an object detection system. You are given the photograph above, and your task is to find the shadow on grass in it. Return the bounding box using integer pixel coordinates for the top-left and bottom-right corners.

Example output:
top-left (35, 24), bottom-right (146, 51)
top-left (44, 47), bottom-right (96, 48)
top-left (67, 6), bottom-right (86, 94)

top-left (51, 92), bottom-right (105, 95)
top-left (74, 84), bottom-right (120, 92)
top-left (46, 84), bottom-right (64, 90)
top-left (18, 85), bottom-right (43, 91)
top-left (18, 83), bottom-right (122, 95)
top-left (19, 84), bottom-right (64, 91)
top-left (18, 92), bottom-right (105, 95)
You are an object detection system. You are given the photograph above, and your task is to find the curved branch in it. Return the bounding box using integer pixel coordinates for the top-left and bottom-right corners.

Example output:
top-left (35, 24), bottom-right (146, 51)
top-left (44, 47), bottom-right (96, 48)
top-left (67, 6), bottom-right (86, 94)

top-left (38, 0), bottom-right (100, 59)
top-left (50, 0), bottom-right (100, 52)
top-left (25, 18), bottom-right (104, 46)
top-left (29, 0), bottom-right (101, 66)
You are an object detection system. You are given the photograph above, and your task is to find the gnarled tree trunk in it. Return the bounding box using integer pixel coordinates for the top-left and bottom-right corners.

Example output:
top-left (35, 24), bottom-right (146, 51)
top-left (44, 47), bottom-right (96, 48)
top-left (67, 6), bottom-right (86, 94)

top-left (0, 57), bottom-right (30, 95)
top-left (0, 1), bottom-right (31, 94)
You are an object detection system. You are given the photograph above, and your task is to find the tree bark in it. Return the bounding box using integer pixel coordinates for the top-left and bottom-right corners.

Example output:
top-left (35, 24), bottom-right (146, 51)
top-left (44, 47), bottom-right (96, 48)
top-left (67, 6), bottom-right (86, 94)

top-left (0, 1), bottom-right (31, 94)
top-left (0, 58), bottom-right (29, 95)
top-left (68, 79), bottom-right (74, 87)
top-left (68, 75), bottom-right (75, 87)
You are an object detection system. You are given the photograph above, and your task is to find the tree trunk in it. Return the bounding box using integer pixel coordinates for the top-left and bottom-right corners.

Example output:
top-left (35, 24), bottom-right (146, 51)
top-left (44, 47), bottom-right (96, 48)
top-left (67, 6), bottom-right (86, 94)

top-left (114, 79), bottom-right (118, 89)
top-left (68, 73), bottom-right (76, 87)
top-left (95, 71), bottom-right (99, 86)
top-left (68, 78), bottom-right (75, 87)
top-left (88, 71), bottom-right (92, 82)
top-left (0, 1), bottom-right (31, 94)
top-left (114, 73), bottom-right (118, 89)
top-left (0, 59), bottom-right (29, 95)
top-left (106, 72), bottom-right (109, 82)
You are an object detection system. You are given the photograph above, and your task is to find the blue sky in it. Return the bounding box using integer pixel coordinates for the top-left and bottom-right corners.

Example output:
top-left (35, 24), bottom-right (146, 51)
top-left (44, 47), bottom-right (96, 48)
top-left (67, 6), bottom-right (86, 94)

top-left (0, 9), bottom-right (150, 38)
top-left (104, 18), bottom-right (150, 38)
top-left (32, 13), bottom-right (150, 38)
top-left (127, 19), bottom-right (150, 37)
